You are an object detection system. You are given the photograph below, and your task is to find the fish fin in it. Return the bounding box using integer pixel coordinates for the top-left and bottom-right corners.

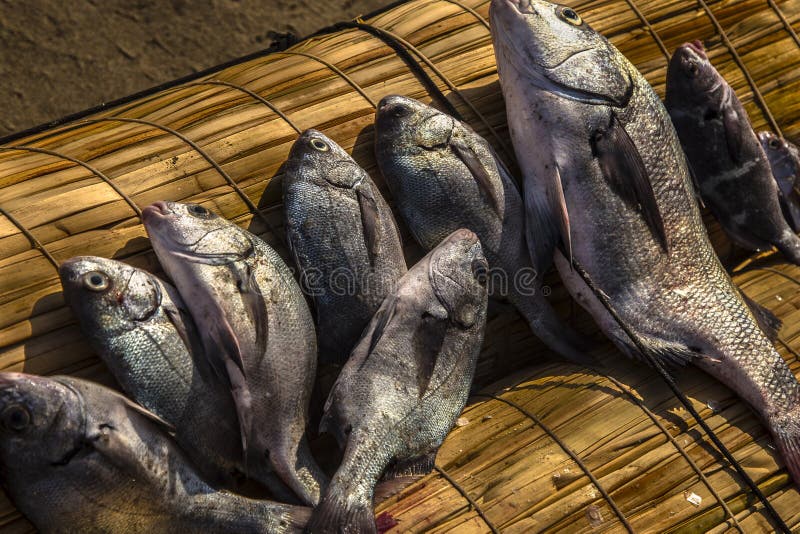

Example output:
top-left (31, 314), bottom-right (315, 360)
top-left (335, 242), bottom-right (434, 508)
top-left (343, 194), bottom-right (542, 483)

top-left (410, 314), bottom-right (448, 397)
top-left (367, 296), bottom-right (399, 357)
top-left (270, 436), bottom-right (328, 506)
top-left (551, 163), bottom-right (572, 263)
top-left (516, 293), bottom-right (595, 365)
top-left (231, 262), bottom-right (268, 358)
top-left (491, 146), bottom-right (523, 194)
top-left (356, 185), bottom-right (381, 266)
top-left (450, 137), bottom-right (503, 216)
top-left (592, 113), bottom-right (668, 253)
top-left (283, 506), bottom-right (313, 531)
top-left (770, 409), bottom-right (800, 485)
top-left (740, 292), bottom-right (782, 342)
top-left (199, 316), bottom-right (252, 458)
top-left (306, 484), bottom-right (376, 534)
top-left (721, 89), bottom-right (747, 166)
top-left (615, 333), bottom-right (700, 370)
top-left (382, 451), bottom-right (437, 479)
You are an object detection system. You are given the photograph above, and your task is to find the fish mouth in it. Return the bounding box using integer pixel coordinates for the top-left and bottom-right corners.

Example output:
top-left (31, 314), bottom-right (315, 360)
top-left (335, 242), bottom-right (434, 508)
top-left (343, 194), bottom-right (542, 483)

top-left (676, 42), bottom-right (705, 63)
top-left (686, 40), bottom-right (707, 59)
top-left (142, 201), bottom-right (175, 226)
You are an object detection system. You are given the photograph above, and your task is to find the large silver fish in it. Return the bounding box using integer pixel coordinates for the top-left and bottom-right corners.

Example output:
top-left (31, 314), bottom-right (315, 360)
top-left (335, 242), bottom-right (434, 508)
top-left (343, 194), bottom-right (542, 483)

top-left (0, 372), bottom-right (309, 533)
top-left (59, 256), bottom-right (292, 500)
top-left (491, 0), bottom-right (800, 482)
top-left (759, 131), bottom-right (800, 232)
top-left (374, 94), bottom-right (590, 363)
top-left (143, 201), bottom-right (327, 505)
top-left (283, 129), bottom-right (407, 364)
top-left (306, 229), bottom-right (489, 534)
top-left (665, 42), bottom-right (800, 264)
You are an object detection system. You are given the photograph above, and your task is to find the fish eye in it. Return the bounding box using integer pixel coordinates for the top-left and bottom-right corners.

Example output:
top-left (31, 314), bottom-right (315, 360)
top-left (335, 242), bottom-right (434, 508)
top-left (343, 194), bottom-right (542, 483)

top-left (82, 271), bottom-right (110, 292)
top-left (310, 138), bottom-right (329, 152)
top-left (769, 137), bottom-right (782, 150)
top-left (686, 60), bottom-right (698, 77)
top-left (471, 258), bottom-right (489, 286)
top-left (187, 204), bottom-right (214, 219)
top-left (1, 404), bottom-right (31, 431)
top-left (558, 7), bottom-right (582, 26)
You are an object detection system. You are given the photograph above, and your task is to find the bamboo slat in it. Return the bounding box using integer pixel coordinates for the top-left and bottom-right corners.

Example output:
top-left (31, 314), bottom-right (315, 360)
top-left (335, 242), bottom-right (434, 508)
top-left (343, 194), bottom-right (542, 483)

top-left (0, 0), bottom-right (799, 531)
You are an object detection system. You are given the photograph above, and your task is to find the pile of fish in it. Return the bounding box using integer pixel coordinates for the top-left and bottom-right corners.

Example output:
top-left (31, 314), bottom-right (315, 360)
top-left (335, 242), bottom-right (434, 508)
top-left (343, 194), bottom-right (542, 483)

top-left (2, 1), bottom-right (800, 532)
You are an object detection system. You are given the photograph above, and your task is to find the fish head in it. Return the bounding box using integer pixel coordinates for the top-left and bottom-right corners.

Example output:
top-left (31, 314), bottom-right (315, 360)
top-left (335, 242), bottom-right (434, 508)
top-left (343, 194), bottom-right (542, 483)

top-left (759, 131), bottom-right (800, 188)
top-left (428, 229), bottom-right (489, 328)
top-left (375, 95), bottom-right (457, 152)
top-left (0, 373), bottom-right (84, 475)
top-left (666, 42), bottom-right (721, 106)
top-left (142, 201), bottom-right (254, 265)
top-left (285, 129), bottom-right (364, 189)
top-left (490, 0), bottom-right (632, 107)
top-left (59, 256), bottom-right (163, 336)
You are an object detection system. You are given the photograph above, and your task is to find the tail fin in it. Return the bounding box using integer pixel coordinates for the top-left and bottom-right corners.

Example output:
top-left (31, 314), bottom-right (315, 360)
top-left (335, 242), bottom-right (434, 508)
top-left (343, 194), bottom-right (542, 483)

top-left (774, 233), bottom-right (800, 267)
top-left (305, 485), bottom-right (376, 534)
top-left (283, 505), bottom-right (313, 533)
top-left (271, 436), bottom-right (329, 506)
top-left (771, 409), bottom-right (800, 484)
top-left (514, 291), bottom-right (595, 365)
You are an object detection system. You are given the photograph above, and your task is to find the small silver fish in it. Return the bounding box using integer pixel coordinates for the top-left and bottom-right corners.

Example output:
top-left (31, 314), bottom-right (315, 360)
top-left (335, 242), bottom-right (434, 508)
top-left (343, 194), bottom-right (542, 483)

top-left (59, 256), bottom-right (293, 500)
top-left (283, 129), bottom-right (407, 364)
top-left (491, 0), bottom-right (800, 484)
top-left (307, 229), bottom-right (489, 534)
top-left (665, 42), bottom-right (800, 264)
top-left (143, 201), bottom-right (327, 505)
top-left (374, 94), bottom-right (591, 363)
top-left (0, 372), bottom-right (310, 533)
top-left (759, 131), bottom-right (800, 232)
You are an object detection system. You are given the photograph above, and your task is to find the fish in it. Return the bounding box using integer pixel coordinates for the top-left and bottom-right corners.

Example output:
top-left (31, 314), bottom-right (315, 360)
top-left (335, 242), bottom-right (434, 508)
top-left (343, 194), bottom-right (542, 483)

top-left (665, 41), bottom-right (800, 264)
top-left (143, 201), bottom-right (327, 505)
top-left (306, 229), bottom-right (489, 534)
top-left (59, 256), bottom-right (294, 500)
top-left (374, 94), bottom-right (591, 364)
top-left (759, 131), bottom-right (800, 232)
top-left (490, 0), bottom-right (800, 483)
top-left (283, 129), bottom-right (407, 364)
top-left (0, 372), bottom-right (310, 533)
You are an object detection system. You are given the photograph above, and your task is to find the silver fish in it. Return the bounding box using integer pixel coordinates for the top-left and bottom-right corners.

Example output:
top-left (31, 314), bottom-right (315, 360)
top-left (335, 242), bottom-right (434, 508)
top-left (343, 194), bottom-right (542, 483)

top-left (0, 372), bottom-right (310, 533)
top-left (59, 256), bottom-right (293, 500)
top-left (491, 0), bottom-right (800, 483)
top-left (374, 94), bottom-right (591, 364)
top-left (759, 131), bottom-right (800, 232)
top-left (665, 42), bottom-right (800, 264)
top-left (143, 201), bottom-right (327, 505)
top-left (283, 129), bottom-right (407, 364)
top-left (306, 229), bottom-right (489, 534)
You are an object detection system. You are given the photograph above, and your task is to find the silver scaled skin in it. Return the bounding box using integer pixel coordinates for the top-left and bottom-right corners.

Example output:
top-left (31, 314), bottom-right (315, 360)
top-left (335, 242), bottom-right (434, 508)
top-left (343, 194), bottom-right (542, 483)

top-left (143, 201), bottom-right (327, 505)
top-left (306, 229), bottom-right (489, 534)
top-left (491, 0), bottom-right (800, 483)
top-left (283, 129), bottom-right (407, 364)
top-left (665, 42), bottom-right (800, 264)
top-left (59, 256), bottom-right (292, 499)
top-left (0, 373), bottom-right (310, 533)
top-left (374, 94), bottom-right (590, 364)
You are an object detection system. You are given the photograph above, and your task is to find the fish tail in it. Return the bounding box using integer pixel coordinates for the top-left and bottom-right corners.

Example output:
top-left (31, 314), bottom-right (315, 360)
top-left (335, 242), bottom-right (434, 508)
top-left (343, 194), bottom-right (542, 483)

top-left (770, 408), bottom-right (800, 484)
top-left (272, 436), bottom-right (329, 506)
top-left (283, 505), bottom-right (313, 533)
top-left (774, 233), bottom-right (800, 267)
top-left (515, 292), bottom-right (595, 365)
top-left (305, 484), bottom-right (376, 534)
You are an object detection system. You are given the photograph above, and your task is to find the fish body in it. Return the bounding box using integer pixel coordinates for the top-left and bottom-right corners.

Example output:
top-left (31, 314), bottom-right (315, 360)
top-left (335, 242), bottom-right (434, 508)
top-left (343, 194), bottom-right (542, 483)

top-left (59, 256), bottom-right (290, 497)
top-left (283, 129), bottom-right (407, 364)
top-left (0, 372), bottom-right (309, 533)
top-left (665, 42), bottom-right (800, 263)
top-left (759, 131), bottom-right (800, 232)
top-left (374, 94), bottom-right (590, 363)
top-left (491, 0), bottom-right (800, 482)
top-left (143, 201), bottom-right (327, 505)
top-left (306, 229), bottom-right (489, 534)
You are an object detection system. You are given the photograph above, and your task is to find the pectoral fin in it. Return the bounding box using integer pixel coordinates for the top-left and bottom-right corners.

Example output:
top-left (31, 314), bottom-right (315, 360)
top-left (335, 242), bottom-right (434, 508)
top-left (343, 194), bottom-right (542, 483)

top-left (356, 185), bottom-right (381, 266)
top-left (450, 137), bottom-right (503, 216)
top-left (721, 89), bottom-right (748, 165)
top-left (524, 161), bottom-right (572, 274)
top-left (591, 113), bottom-right (668, 252)
top-left (231, 262), bottom-right (268, 358)
top-left (410, 314), bottom-right (448, 397)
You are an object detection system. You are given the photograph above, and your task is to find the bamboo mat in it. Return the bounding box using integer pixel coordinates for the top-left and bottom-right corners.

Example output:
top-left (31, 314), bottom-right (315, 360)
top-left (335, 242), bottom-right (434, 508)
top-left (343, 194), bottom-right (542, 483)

top-left (0, 0), bottom-right (799, 531)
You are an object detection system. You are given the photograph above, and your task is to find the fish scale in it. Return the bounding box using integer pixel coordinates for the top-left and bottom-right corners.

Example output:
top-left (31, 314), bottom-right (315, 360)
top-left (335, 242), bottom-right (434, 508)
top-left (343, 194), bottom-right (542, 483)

top-left (491, 0), bottom-right (800, 485)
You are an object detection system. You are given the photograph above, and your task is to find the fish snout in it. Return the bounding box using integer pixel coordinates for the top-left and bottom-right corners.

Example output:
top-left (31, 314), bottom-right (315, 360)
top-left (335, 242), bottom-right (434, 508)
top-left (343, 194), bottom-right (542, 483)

top-left (687, 40), bottom-right (707, 59)
top-left (142, 201), bottom-right (174, 225)
top-left (377, 95), bottom-right (415, 120)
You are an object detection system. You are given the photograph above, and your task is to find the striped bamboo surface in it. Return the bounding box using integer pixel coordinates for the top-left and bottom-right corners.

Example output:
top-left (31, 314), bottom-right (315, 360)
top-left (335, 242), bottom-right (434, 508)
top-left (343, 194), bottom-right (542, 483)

top-left (0, 0), bottom-right (799, 531)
